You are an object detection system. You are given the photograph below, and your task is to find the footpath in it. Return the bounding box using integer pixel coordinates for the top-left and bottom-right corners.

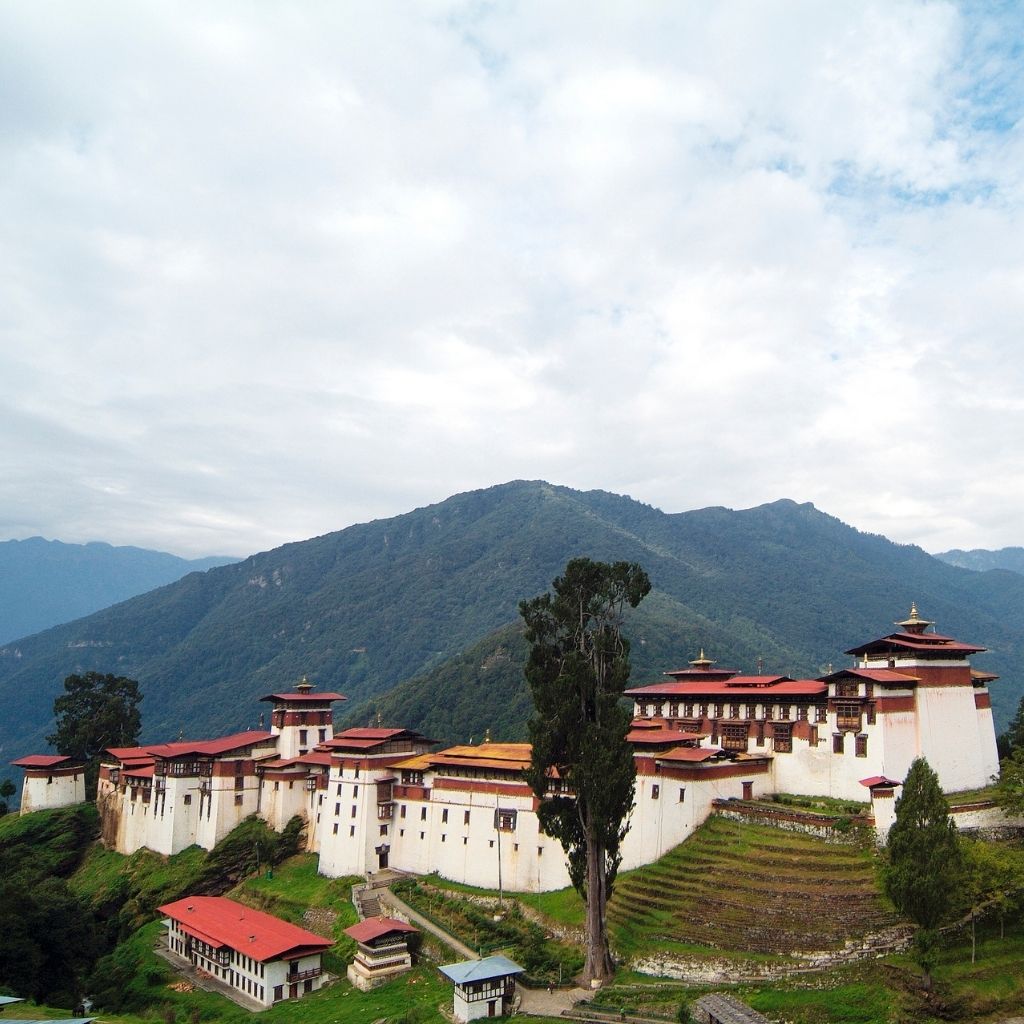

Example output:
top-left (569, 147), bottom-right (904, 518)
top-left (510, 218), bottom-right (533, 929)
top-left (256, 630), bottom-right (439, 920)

top-left (379, 886), bottom-right (591, 1018)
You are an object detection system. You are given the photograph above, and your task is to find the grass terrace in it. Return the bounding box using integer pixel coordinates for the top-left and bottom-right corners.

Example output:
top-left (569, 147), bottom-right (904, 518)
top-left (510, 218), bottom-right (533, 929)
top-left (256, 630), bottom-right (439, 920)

top-left (607, 815), bottom-right (897, 958)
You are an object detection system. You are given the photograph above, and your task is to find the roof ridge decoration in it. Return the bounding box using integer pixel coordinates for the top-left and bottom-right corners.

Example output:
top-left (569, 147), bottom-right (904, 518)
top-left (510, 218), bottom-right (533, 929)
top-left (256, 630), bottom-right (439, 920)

top-left (895, 601), bottom-right (933, 634)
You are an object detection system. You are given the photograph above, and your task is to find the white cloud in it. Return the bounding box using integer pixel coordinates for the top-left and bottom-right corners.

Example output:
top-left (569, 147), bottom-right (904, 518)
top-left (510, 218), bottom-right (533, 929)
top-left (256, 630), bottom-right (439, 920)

top-left (0, 0), bottom-right (1021, 556)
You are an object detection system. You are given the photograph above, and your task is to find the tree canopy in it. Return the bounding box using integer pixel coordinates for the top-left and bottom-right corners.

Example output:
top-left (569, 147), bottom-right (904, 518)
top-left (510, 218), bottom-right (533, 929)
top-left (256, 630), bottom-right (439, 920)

top-left (884, 757), bottom-right (965, 988)
top-left (47, 671), bottom-right (142, 796)
top-left (520, 557), bottom-right (651, 983)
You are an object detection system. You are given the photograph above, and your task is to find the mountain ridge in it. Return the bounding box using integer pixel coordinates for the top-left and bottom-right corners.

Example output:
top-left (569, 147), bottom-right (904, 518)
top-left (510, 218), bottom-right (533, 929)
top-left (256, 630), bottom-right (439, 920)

top-left (0, 536), bottom-right (237, 644)
top-left (2, 481), bottom-right (1021, 761)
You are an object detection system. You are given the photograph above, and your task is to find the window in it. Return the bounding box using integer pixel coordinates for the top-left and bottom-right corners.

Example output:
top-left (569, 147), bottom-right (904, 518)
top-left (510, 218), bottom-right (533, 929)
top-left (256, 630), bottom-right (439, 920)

top-left (722, 723), bottom-right (749, 752)
top-left (319, 729), bottom-right (327, 742)
top-left (335, 803), bottom-right (340, 815)
top-left (420, 806), bottom-right (427, 821)
top-left (299, 730), bottom-right (308, 745)
top-left (756, 721), bottom-right (765, 745)
top-left (833, 732), bottom-right (845, 754)
top-left (816, 705), bottom-right (828, 723)
top-left (442, 808), bottom-right (448, 823)
top-left (651, 784), bottom-right (660, 800)
top-left (441, 834), bottom-right (446, 842)
top-left (809, 726), bottom-right (819, 747)
top-left (337, 783), bottom-right (342, 796)
top-left (495, 808), bottom-right (517, 831)
top-left (420, 831), bottom-right (425, 840)
top-left (350, 825), bottom-right (355, 837)
top-left (400, 828), bottom-right (404, 836)
top-left (400, 804), bottom-right (407, 818)
top-left (729, 703), bottom-right (739, 719)
top-left (184, 794), bottom-right (192, 805)
top-left (274, 782), bottom-right (279, 791)
top-left (234, 794), bottom-right (243, 805)
top-left (773, 723), bottom-right (793, 753)
top-left (866, 704), bottom-right (877, 725)
top-left (274, 985), bottom-right (283, 1002)
top-left (464, 836), bottom-right (468, 844)
top-left (464, 809), bottom-right (471, 825)
top-left (678, 788), bottom-right (686, 803)
top-left (797, 706), bottom-right (808, 721)
top-left (351, 805), bottom-right (357, 817)
top-left (855, 734), bottom-right (868, 757)
top-left (380, 824), bottom-right (388, 836)
top-left (353, 785), bottom-right (359, 797)
top-left (333, 823), bottom-right (338, 835)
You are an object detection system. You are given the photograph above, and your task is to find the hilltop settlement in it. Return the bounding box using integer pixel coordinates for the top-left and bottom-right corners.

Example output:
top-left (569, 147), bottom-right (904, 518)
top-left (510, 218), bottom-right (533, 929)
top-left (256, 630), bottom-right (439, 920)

top-left (13, 606), bottom-right (1000, 894)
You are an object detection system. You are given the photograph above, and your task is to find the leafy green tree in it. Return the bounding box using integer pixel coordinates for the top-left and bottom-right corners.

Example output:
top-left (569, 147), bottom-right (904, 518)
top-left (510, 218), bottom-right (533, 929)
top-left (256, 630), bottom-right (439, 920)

top-left (0, 777), bottom-right (15, 816)
top-left (520, 558), bottom-right (651, 984)
top-left (997, 694), bottom-right (1024, 759)
top-left (47, 672), bottom-right (142, 797)
top-left (962, 839), bottom-right (1024, 957)
top-left (995, 747), bottom-right (1024, 817)
top-left (883, 757), bottom-right (965, 989)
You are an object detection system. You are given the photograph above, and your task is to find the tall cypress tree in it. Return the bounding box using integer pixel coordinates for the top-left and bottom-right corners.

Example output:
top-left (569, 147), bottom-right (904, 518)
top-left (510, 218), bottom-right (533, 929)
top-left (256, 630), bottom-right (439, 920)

top-left (884, 757), bottom-right (965, 989)
top-left (520, 558), bottom-right (651, 984)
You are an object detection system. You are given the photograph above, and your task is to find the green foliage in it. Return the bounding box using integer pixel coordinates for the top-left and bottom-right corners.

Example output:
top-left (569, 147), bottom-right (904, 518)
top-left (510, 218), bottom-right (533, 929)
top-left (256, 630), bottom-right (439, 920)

top-left (521, 558), bottom-right (650, 981)
top-left (884, 758), bottom-right (965, 988)
top-left (0, 777), bottom-right (14, 817)
top-left (997, 693), bottom-right (1024, 759)
top-left (47, 671), bottom-right (142, 796)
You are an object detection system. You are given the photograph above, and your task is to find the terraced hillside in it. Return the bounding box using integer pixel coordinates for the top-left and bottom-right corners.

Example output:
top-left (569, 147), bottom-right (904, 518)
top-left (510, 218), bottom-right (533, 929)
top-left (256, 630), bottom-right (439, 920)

top-left (608, 816), bottom-right (902, 956)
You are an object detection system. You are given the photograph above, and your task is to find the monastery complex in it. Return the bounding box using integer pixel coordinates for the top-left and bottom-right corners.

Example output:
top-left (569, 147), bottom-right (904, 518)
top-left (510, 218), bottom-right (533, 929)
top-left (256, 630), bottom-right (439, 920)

top-left (13, 607), bottom-right (1002, 893)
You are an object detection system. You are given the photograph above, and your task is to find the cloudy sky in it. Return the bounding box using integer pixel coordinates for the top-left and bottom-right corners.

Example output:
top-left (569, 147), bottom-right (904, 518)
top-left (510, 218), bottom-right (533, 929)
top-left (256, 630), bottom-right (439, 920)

top-left (2, 2), bottom-right (1022, 558)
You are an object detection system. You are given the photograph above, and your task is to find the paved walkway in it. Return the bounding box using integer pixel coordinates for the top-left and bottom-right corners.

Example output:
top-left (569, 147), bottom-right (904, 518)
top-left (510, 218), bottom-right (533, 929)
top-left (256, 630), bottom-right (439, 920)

top-left (155, 939), bottom-right (267, 1012)
top-left (380, 888), bottom-right (481, 961)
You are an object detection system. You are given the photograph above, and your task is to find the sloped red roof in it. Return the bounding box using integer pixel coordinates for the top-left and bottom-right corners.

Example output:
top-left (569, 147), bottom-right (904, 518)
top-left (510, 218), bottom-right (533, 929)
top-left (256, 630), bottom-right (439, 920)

top-left (259, 692), bottom-right (346, 703)
top-left (846, 631), bottom-right (984, 657)
top-left (159, 896), bottom-right (332, 961)
top-left (344, 916), bottom-right (419, 943)
top-left (626, 678), bottom-right (825, 698)
top-left (146, 731), bottom-right (275, 759)
top-left (627, 730), bottom-right (707, 745)
top-left (822, 667), bottom-right (919, 684)
top-left (860, 775), bottom-right (901, 789)
top-left (10, 754), bottom-right (79, 768)
top-left (656, 747), bottom-right (724, 763)
top-left (123, 764), bottom-right (155, 778)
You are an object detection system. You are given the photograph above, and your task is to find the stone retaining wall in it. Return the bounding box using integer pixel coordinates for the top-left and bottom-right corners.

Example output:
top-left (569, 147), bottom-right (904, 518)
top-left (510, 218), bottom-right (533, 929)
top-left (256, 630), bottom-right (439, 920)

top-left (711, 801), bottom-right (870, 842)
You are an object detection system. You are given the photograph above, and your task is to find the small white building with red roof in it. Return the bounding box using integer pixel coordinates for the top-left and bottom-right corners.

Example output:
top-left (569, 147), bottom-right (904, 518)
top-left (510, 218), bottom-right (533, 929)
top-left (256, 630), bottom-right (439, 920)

top-left (343, 916), bottom-right (418, 989)
top-left (10, 754), bottom-right (85, 814)
top-left (159, 895), bottom-right (332, 1007)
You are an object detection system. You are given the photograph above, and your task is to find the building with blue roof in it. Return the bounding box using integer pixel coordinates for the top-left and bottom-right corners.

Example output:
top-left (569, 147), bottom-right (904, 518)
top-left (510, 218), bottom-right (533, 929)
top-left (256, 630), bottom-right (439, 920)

top-left (438, 955), bottom-right (524, 1021)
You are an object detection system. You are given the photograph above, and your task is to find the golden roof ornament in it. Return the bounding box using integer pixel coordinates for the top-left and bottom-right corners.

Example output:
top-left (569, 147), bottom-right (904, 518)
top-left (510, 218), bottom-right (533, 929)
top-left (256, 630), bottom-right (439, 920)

top-left (689, 648), bottom-right (715, 668)
top-left (896, 602), bottom-right (933, 634)
top-left (296, 675), bottom-right (314, 693)
top-left (484, 728), bottom-right (492, 744)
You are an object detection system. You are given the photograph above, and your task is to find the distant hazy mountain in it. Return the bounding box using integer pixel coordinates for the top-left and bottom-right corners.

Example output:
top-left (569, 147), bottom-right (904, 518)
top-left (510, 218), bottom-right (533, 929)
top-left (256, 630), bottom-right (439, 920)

top-left (2, 482), bottom-right (1022, 765)
top-left (0, 537), bottom-right (237, 643)
top-left (934, 547), bottom-right (1024, 575)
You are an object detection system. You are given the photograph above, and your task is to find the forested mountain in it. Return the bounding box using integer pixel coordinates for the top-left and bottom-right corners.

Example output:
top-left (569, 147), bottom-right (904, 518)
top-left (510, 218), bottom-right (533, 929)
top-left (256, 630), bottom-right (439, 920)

top-left (0, 537), bottom-right (236, 643)
top-left (934, 546), bottom-right (1024, 575)
top-left (2, 481), bottom-right (1023, 763)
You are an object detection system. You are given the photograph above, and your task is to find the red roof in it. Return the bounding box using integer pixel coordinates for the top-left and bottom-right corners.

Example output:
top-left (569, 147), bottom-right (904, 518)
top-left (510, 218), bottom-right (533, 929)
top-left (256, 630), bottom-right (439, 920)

top-left (627, 730), bottom-right (707, 745)
top-left (627, 678), bottom-right (825, 698)
top-left (147, 730), bottom-right (275, 758)
top-left (860, 776), bottom-right (901, 789)
top-left (656, 747), bottom-right (724, 763)
top-left (344, 916), bottom-right (419, 943)
top-left (159, 896), bottom-right (332, 961)
top-left (123, 764), bottom-right (155, 778)
top-left (822, 667), bottom-right (919, 685)
top-left (846, 632), bottom-right (984, 657)
top-left (10, 754), bottom-right (79, 768)
top-left (259, 692), bottom-right (346, 703)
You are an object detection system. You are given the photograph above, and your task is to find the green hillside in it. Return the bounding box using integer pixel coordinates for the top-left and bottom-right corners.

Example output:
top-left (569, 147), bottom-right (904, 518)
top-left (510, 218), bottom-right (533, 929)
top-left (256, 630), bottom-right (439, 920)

top-left (2, 481), bottom-right (1023, 763)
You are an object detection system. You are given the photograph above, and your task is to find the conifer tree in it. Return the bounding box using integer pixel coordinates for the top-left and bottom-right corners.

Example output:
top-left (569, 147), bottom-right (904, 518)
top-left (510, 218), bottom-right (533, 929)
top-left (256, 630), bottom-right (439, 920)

top-left (520, 558), bottom-right (651, 984)
top-left (884, 756), bottom-right (965, 989)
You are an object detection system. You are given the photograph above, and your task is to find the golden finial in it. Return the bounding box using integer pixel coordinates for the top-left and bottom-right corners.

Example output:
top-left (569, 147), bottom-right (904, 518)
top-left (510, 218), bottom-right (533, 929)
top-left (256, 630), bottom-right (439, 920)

top-left (896, 602), bottom-right (933, 634)
top-left (689, 648), bottom-right (715, 668)
top-left (484, 728), bottom-right (492, 744)
top-left (296, 675), bottom-right (314, 693)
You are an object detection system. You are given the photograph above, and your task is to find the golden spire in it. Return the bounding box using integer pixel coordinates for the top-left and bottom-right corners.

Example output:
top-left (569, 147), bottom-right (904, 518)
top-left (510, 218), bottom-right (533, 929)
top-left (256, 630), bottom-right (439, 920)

top-left (895, 602), bottom-right (933, 634)
top-left (296, 675), bottom-right (314, 693)
top-left (689, 648), bottom-right (715, 669)
top-left (484, 728), bottom-right (492, 744)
